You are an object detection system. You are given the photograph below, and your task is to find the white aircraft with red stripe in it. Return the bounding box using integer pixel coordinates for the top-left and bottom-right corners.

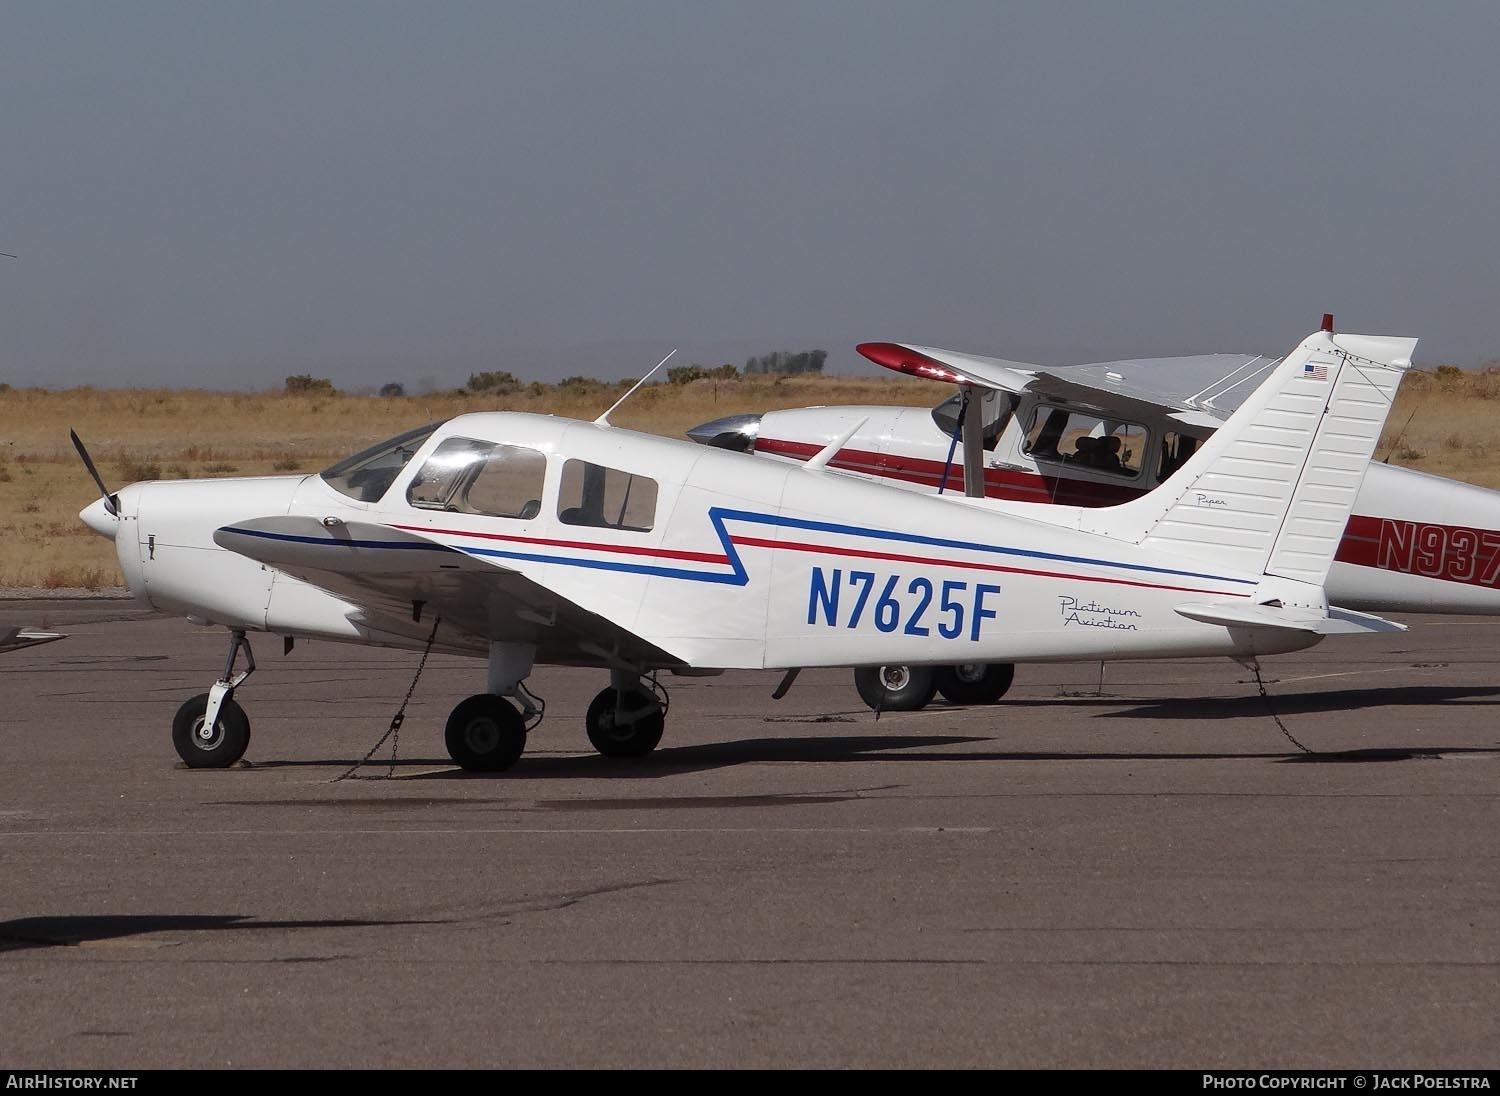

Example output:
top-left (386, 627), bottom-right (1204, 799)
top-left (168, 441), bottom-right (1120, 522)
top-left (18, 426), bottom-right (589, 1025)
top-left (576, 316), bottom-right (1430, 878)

top-left (77, 326), bottom-right (1413, 771)
top-left (688, 317), bottom-right (1499, 709)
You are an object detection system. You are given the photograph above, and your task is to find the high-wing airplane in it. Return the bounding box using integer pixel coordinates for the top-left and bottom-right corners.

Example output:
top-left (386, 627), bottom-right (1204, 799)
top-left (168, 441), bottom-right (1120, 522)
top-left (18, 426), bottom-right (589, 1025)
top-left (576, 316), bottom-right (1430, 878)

top-left (78, 325), bottom-right (1413, 771)
top-left (0, 627), bottom-right (66, 653)
top-left (689, 317), bottom-right (1499, 709)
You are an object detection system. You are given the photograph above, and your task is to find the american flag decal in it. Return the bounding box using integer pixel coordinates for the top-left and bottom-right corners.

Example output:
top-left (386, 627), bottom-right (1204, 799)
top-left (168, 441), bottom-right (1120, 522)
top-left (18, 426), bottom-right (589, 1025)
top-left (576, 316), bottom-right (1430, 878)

top-left (1303, 362), bottom-right (1330, 381)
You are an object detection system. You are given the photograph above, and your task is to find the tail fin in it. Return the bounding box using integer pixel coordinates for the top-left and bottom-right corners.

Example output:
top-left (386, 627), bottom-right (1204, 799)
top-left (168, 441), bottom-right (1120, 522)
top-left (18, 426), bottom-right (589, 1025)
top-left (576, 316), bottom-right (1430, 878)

top-left (1081, 328), bottom-right (1416, 586)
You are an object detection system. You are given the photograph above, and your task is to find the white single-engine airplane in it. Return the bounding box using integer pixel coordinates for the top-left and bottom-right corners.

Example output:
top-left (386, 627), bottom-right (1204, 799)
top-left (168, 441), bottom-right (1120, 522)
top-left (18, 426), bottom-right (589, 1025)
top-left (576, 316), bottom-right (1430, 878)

top-left (689, 317), bottom-right (1500, 709)
top-left (79, 325), bottom-right (1412, 771)
top-left (0, 628), bottom-right (66, 654)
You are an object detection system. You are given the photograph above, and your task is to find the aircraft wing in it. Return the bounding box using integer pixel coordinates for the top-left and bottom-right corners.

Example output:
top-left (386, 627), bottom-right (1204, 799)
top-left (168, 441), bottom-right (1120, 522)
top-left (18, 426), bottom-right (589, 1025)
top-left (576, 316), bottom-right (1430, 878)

top-left (859, 342), bottom-right (1270, 424)
top-left (214, 517), bottom-right (685, 669)
top-left (0, 628), bottom-right (66, 653)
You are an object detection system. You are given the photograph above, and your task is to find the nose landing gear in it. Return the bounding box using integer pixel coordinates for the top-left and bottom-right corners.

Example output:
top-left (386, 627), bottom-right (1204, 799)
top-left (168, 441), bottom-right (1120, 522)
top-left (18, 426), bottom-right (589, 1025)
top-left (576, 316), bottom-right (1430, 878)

top-left (172, 630), bottom-right (255, 768)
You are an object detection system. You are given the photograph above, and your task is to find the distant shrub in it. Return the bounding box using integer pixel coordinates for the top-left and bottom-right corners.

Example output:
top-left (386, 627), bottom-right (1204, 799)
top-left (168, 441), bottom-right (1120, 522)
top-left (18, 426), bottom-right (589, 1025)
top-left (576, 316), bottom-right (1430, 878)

top-left (668, 365), bottom-right (708, 385)
top-left (285, 374), bottom-right (336, 395)
top-left (378, 382), bottom-right (406, 398)
top-left (272, 458), bottom-right (302, 472)
top-left (204, 462), bottom-right (239, 474)
top-left (118, 457), bottom-right (162, 481)
top-left (744, 349), bottom-right (827, 376)
top-left (467, 370), bottom-right (518, 394)
top-left (559, 375), bottom-right (601, 389)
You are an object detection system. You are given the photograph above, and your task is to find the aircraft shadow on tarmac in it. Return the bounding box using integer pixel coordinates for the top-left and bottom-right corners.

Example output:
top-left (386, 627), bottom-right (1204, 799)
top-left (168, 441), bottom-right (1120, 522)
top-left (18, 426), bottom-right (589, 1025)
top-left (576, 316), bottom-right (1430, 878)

top-left (245, 718), bottom-right (1500, 778)
top-left (0, 914), bottom-right (438, 953)
top-left (1093, 682), bottom-right (1500, 719)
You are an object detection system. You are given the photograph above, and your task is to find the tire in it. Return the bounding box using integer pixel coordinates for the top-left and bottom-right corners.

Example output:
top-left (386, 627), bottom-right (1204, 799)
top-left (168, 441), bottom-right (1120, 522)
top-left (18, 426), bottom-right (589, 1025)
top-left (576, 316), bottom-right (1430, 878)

top-left (445, 694), bottom-right (527, 772)
top-left (853, 665), bottom-right (938, 712)
top-left (935, 662), bottom-right (1016, 705)
top-left (585, 688), bottom-right (665, 758)
top-left (172, 692), bottom-right (251, 768)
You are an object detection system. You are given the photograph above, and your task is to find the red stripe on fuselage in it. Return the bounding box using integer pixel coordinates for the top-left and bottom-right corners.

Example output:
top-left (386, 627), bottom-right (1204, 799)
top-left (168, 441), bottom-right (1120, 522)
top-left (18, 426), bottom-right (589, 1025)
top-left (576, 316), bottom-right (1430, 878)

top-left (1334, 514), bottom-right (1500, 587)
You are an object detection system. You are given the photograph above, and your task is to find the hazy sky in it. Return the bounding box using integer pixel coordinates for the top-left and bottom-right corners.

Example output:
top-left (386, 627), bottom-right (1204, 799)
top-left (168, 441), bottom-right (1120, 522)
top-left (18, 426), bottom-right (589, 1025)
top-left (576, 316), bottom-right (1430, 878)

top-left (3, 2), bottom-right (1498, 389)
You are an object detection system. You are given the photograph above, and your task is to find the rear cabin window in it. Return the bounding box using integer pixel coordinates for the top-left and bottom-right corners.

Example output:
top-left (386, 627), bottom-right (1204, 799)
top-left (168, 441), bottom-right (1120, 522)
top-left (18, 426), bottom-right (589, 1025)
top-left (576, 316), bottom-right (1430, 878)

top-left (1023, 406), bottom-right (1147, 478)
top-left (407, 437), bottom-right (547, 519)
top-left (557, 460), bottom-right (658, 532)
top-left (1157, 431), bottom-right (1204, 483)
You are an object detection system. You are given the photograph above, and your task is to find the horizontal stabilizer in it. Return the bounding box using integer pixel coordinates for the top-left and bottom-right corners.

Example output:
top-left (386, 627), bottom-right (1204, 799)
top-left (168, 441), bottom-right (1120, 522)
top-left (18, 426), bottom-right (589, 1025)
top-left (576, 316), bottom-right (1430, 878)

top-left (1175, 602), bottom-right (1406, 635)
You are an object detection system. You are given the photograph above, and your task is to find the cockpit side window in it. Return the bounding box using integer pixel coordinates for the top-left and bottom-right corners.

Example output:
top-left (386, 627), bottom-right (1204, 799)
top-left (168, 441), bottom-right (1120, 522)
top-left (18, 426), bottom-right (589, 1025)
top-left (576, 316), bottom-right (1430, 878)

top-left (1023, 405), bottom-right (1147, 478)
top-left (557, 460), bottom-right (658, 532)
top-left (929, 390), bottom-right (1015, 452)
top-left (320, 421), bottom-right (445, 503)
top-left (407, 437), bottom-right (546, 519)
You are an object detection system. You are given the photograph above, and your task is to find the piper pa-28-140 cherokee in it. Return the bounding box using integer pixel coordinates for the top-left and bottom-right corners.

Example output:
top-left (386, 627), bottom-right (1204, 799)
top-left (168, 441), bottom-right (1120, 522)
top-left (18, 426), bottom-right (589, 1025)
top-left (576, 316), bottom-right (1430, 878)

top-left (689, 317), bottom-right (1494, 710)
top-left (78, 325), bottom-right (1412, 771)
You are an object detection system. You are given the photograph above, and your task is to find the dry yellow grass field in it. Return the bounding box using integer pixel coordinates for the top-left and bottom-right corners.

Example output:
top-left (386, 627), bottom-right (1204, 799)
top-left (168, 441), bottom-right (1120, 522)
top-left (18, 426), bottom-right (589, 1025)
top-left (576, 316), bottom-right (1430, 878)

top-left (1, 368), bottom-right (1494, 589)
top-left (0, 374), bottom-right (931, 588)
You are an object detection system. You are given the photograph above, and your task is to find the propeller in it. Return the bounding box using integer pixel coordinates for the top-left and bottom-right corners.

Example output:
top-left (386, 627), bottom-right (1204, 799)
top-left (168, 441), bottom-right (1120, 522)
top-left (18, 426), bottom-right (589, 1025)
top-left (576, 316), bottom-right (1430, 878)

top-left (70, 429), bottom-right (119, 517)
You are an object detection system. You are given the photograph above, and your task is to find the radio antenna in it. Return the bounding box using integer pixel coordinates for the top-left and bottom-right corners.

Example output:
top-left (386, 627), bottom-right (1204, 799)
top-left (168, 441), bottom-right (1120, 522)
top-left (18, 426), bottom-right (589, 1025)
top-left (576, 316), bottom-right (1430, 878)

top-left (596, 349), bottom-right (676, 426)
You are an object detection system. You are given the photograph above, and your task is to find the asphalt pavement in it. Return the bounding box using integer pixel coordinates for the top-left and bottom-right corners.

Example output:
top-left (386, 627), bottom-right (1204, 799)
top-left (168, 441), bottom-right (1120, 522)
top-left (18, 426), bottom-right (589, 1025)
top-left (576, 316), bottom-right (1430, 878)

top-left (1, 600), bottom-right (1497, 1068)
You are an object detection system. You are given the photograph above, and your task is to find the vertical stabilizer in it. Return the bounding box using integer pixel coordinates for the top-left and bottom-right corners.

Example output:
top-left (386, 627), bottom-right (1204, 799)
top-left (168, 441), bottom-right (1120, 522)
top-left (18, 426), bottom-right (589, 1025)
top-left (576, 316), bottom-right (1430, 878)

top-left (1081, 328), bottom-right (1415, 587)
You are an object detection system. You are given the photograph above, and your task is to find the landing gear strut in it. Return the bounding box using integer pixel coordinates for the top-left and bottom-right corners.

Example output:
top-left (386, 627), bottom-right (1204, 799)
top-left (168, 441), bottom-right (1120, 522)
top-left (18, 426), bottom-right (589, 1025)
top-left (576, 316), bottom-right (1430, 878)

top-left (172, 629), bottom-right (255, 768)
top-left (585, 670), bottom-right (666, 758)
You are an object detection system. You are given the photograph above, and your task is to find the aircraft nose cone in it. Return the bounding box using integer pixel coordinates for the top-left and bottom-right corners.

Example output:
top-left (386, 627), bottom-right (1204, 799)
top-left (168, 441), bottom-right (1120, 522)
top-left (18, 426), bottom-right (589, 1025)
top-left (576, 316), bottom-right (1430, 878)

top-left (80, 497), bottom-right (118, 540)
top-left (686, 413), bottom-right (761, 452)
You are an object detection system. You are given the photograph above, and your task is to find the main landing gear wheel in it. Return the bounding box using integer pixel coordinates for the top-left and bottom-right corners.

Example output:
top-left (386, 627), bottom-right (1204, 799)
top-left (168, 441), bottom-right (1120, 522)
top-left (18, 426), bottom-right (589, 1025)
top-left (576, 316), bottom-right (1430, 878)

top-left (172, 692), bottom-right (251, 768)
top-left (445, 694), bottom-right (527, 772)
top-left (935, 662), bottom-right (1016, 706)
top-left (854, 664), bottom-right (938, 712)
top-left (586, 687), bottom-right (665, 759)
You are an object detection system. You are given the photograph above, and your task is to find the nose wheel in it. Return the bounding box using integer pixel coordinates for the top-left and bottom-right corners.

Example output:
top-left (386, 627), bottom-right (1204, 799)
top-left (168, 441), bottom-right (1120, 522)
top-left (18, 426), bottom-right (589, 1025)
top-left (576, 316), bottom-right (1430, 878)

top-left (171, 629), bottom-right (256, 768)
top-left (172, 692), bottom-right (251, 768)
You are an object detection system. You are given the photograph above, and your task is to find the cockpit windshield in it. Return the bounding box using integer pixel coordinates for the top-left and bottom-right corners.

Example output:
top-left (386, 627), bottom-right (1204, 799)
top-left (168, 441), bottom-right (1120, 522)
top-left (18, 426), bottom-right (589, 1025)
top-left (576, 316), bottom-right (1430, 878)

top-left (929, 389), bottom-right (1016, 451)
top-left (320, 421), bottom-right (445, 502)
